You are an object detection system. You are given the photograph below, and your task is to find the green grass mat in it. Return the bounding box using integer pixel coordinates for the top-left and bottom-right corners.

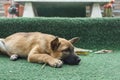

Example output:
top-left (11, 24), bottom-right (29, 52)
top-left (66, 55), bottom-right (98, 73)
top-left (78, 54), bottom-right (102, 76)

top-left (0, 51), bottom-right (120, 80)
top-left (0, 17), bottom-right (120, 49)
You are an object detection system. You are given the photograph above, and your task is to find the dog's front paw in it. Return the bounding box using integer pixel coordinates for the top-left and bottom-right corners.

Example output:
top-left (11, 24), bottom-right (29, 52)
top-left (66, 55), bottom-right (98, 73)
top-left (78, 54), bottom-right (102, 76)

top-left (48, 59), bottom-right (63, 68)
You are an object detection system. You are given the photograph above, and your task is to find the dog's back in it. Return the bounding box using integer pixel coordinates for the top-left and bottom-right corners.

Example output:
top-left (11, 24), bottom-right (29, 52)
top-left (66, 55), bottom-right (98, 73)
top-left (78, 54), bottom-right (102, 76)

top-left (1, 32), bottom-right (55, 57)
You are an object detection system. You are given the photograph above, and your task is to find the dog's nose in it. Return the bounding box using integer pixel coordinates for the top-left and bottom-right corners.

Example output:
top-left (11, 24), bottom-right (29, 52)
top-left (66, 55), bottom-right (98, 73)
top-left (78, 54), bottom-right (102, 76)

top-left (75, 57), bottom-right (81, 65)
top-left (76, 58), bottom-right (81, 63)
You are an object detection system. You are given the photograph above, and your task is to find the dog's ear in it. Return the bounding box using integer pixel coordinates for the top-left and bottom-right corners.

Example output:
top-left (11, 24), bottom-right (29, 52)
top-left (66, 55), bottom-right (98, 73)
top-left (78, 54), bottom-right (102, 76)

top-left (69, 37), bottom-right (80, 44)
top-left (51, 37), bottom-right (61, 51)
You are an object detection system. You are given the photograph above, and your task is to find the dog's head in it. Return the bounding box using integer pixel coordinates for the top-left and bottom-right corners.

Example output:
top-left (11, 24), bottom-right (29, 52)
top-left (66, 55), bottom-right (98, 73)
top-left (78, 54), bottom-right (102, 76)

top-left (51, 37), bottom-right (81, 65)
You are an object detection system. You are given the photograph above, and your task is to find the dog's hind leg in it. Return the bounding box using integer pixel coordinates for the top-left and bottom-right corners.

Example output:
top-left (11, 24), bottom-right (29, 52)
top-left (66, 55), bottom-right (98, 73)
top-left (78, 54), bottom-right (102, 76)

top-left (10, 54), bottom-right (19, 61)
top-left (0, 39), bottom-right (19, 61)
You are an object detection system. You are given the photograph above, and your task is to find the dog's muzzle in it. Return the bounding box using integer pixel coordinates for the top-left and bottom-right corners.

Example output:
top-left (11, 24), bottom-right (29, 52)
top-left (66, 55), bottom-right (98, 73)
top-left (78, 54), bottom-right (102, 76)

top-left (62, 54), bottom-right (81, 65)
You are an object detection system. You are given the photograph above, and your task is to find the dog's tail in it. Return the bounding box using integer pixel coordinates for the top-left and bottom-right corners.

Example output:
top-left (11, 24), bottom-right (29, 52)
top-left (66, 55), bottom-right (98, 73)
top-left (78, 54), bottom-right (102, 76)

top-left (0, 39), bottom-right (9, 54)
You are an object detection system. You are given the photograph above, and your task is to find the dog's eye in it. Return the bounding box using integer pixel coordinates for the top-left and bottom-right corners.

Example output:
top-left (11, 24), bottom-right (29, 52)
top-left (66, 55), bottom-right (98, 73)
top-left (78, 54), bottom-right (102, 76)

top-left (62, 48), bottom-right (69, 52)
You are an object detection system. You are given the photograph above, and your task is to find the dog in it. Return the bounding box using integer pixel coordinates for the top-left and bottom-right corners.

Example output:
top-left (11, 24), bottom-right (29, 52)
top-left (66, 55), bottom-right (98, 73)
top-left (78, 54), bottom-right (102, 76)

top-left (0, 32), bottom-right (81, 68)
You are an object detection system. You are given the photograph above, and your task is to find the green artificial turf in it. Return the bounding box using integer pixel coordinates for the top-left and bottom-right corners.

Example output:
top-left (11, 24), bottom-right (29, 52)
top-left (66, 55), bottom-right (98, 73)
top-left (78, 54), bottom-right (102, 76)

top-left (0, 17), bottom-right (120, 80)
top-left (0, 51), bottom-right (120, 80)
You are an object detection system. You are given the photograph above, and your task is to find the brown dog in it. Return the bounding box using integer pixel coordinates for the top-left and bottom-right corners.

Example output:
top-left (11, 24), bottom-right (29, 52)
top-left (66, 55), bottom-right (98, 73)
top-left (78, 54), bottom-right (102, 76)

top-left (0, 32), bottom-right (80, 68)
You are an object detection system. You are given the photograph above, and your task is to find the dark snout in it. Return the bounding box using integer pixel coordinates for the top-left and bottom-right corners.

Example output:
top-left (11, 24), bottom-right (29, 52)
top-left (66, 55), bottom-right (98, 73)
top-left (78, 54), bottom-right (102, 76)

top-left (62, 54), bottom-right (81, 65)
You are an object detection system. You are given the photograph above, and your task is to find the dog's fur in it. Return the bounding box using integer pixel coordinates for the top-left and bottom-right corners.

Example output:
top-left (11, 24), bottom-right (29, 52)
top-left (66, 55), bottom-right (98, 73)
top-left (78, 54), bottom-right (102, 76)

top-left (0, 32), bottom-right (80, 68)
